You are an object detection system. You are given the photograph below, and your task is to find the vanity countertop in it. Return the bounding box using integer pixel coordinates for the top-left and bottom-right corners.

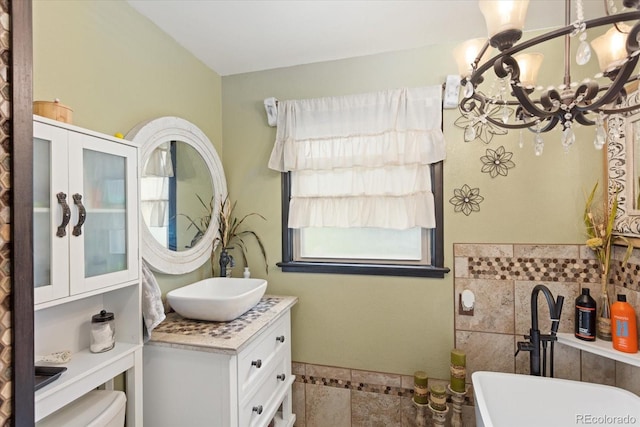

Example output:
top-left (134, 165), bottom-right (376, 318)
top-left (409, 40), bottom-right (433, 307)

top-left (146, 295), bottom-right (297, 355)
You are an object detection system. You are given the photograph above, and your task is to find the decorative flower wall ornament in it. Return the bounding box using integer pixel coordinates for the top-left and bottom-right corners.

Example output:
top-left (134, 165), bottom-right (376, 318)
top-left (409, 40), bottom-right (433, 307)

top-left (450, 184), bottom-right (484, 216)
top-left (480, 146), bottom-right (515, 178)
top-left (454, 104), bottom-right (511, 144)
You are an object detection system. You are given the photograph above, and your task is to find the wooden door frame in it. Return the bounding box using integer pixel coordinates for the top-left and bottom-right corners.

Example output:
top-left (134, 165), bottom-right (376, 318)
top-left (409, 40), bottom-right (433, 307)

top-left (11, 0), bottom-right (34, 425)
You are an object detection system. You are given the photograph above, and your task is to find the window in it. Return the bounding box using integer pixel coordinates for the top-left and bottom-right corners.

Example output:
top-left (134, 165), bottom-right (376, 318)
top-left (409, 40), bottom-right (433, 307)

top-left (141, 141), bottom-right (175, 249)
top-left (269, 87), bottom-right (449, 278)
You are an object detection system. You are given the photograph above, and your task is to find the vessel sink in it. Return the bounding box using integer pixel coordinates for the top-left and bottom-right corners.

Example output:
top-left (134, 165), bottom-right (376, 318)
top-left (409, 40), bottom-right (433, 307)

top-left (472, 371), bottom-right (640, 427)
top-left (166, 277), bottom-right (267, 322)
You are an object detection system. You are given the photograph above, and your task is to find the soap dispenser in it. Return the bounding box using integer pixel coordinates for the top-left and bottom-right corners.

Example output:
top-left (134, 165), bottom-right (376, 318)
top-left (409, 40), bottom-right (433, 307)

top-left (611, 294), bottom-right (638, 353)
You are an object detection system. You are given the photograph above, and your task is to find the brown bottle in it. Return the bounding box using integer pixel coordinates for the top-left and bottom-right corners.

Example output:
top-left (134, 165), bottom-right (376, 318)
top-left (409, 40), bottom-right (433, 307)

top-left (575, 288), bottom-right (596, 341)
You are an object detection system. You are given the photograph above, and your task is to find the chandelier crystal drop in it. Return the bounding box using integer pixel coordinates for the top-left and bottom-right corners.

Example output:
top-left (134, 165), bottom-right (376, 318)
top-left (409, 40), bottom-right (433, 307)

top-left (594, 113), bottom-right (607, 148)
top-left (454, 0), bottom-right (640, 153)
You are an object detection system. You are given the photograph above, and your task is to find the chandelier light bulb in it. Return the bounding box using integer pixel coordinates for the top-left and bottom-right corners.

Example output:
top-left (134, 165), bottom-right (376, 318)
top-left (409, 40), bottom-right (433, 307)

top-left (453, 38), bottom-right (490, 77)
top-left (514, 52), bottom-right (544, 88)
top-left (479, 0), bottom-right (529, 38)
top-left (591, 23), bottom-right (632, 73)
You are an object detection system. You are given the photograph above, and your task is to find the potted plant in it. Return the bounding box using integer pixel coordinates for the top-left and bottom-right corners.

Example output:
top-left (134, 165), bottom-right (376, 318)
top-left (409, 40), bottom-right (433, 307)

top-left (583, 182), bottom-right (632, 340)
top-left (214, 195), bottom-right (268, 277)
top-left (180, 194), bottom-right (214, 249)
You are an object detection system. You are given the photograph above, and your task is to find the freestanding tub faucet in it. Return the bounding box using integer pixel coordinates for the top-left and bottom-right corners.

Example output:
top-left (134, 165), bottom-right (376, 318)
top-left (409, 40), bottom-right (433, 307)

top-left (515, 284), bottom-right (565, 377)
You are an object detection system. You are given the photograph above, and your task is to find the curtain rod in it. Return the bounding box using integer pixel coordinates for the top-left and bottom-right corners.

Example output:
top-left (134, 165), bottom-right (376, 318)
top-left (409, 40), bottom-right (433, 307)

top-left (264, 82), bottom-right (456, 127)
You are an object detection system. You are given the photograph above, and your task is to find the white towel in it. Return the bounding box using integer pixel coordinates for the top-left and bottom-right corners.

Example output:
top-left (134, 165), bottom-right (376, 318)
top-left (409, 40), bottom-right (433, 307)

top-left (142, 261), bottom-right (166, 342)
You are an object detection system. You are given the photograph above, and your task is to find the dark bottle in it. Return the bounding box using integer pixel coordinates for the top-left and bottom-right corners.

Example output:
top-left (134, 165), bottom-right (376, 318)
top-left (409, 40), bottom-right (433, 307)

top-left (575, 288), bottom-right (596, 341)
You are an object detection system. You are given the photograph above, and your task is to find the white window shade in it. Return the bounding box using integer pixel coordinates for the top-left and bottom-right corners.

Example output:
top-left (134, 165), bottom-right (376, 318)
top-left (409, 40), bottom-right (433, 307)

top-left (268, 86), bottom-right (445, 230)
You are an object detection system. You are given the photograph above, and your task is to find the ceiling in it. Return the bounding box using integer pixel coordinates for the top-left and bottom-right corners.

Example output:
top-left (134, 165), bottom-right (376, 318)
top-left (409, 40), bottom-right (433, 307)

top-left (127, 0), bottom-right (608, 76)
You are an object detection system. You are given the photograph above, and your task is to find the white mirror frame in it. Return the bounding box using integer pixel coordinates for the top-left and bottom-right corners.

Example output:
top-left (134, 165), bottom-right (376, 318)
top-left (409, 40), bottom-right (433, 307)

top-left (127, 116), bottom-right (227, 274)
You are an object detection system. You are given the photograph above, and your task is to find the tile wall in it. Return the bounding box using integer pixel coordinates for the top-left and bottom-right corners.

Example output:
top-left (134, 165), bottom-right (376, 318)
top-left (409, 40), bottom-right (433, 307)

top-left (454, 243), bottom-right (640, 394)
top-left (290, 242), bottom-right (640, 426)
top-left (290, 362), bottom-right (476, 427)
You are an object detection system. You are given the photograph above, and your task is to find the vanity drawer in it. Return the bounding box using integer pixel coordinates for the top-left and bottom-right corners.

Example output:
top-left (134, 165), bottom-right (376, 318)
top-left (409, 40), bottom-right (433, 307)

top-left (239, 355), bottom-right (291, 427)
top-left (238, 312), bottom-right (290, 393)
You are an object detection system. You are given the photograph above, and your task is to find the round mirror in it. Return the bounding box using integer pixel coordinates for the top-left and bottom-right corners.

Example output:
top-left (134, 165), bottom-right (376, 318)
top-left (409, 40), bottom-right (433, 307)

top-left (127, 117), bottom-right (227, 274)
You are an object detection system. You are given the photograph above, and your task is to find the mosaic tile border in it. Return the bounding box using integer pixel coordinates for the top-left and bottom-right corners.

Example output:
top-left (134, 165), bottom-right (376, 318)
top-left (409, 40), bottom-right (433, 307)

top-left (461, 243), bottom-right (640, 291)
top-left (296, 375), bottom-right (413, 398)
top-left (292, 365), bottom-right (474, 406)
top-left (467, 256), bottom-right (601, 282)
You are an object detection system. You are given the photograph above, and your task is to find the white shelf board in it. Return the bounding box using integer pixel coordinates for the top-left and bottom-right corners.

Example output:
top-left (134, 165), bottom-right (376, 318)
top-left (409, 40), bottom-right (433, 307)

top-left (557, 332), bottom-right (640, 367)
top-left (35, 342), bottom-right (141, 421)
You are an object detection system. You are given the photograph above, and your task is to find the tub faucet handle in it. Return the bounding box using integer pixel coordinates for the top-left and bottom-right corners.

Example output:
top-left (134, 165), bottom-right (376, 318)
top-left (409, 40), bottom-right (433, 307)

top-left (515, 340), bottom-right (534, 357)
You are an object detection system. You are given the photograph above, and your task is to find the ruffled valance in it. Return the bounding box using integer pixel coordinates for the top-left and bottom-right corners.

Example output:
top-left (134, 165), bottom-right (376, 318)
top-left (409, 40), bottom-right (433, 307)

top-left (268, 86), bottom-right (445, 230)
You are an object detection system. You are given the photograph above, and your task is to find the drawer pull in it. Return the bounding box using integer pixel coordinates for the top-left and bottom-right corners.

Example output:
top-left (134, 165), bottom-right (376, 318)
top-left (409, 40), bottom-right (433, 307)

top-left (251, 359), bottom-right (262, 368)
top-left (276, 335), bottom-right (286, 343)
top-left (277, 373), bottom-right (286, 381)
top-left (252, 405), bottom-right (263, 415)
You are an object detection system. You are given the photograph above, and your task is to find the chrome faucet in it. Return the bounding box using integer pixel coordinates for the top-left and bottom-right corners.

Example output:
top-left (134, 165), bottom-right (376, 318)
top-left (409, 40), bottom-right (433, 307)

top-left (516, 284), bottom-right (565, 377)
top-left (219, 247), bottom-right (234, 277)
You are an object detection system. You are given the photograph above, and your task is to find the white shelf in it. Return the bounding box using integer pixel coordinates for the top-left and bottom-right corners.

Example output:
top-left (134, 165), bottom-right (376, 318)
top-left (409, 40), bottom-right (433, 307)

top-left (35, 342), bottom-right (141, 421)
top-left (557, 333), bottom-right (640, 367)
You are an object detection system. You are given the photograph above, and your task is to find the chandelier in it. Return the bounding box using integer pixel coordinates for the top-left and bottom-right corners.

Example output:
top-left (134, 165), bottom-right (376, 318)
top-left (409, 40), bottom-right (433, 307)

top-left (455, 0), bottom-right (640, 154)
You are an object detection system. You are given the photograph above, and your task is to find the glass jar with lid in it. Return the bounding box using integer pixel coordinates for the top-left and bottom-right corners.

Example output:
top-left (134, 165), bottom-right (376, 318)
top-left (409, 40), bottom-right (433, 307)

top-left (90, 309), bottom-right (115, 353)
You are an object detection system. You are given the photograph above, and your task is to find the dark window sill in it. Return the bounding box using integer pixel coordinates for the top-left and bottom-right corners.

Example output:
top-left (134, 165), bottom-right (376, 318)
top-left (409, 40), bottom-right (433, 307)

top-left (276, 261), bottom-right (450, 278)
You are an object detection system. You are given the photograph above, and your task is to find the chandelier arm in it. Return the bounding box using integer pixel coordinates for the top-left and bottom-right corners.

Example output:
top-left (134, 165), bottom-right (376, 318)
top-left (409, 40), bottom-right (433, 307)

top-left (574, 111), bottom-right (595, 126)
top-left (490, 54), bottom-right (560, 120)
top-left (572, 81), bottom-right (601, 111)
top-left (460, 92), bottom-right (483, 113)
top-left (539, 89), bottom-right (563, 111)
top-left (479, 114), bottom-right (546, 130)
top-left (578, 55), bottom-right (640, 111)
top-left (599, 102), bottom-right (640, 114)
top-left (512, 82), bottom-right (560, 120)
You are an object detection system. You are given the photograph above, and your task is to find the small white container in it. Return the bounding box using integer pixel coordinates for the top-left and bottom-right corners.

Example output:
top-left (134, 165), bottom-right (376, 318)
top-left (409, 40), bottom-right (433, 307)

top-left (90, 310), bottom-right (115, 353)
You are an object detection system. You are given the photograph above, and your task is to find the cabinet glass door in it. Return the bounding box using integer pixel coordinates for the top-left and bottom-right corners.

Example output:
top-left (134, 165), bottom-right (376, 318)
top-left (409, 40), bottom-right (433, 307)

top-left (84, 149), bottom-right (128, 276)
top-left (33, 122), bottom-right (70, 305)
top-left (69, 133), bottom-right (138, 294)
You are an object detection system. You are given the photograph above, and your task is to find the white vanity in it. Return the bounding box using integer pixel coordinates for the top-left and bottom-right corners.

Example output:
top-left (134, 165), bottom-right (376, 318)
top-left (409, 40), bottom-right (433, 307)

top-left (143, 295), bottom-right (297, 427)
top-left (33, 115), bottom-right (142, 424)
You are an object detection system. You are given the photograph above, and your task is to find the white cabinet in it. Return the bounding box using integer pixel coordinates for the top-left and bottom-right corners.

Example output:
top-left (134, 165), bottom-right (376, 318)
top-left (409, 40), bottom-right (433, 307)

top-left (143, 302), bottom-right (296, 427)
top-left (33, 116), bottom-right (139, 307)
top-left (33, 116), bottom-right (142, 425)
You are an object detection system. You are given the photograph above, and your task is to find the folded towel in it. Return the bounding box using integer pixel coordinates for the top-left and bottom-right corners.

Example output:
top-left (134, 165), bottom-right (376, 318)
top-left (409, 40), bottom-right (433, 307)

top-left (142, 260), bottom-right (166, 342)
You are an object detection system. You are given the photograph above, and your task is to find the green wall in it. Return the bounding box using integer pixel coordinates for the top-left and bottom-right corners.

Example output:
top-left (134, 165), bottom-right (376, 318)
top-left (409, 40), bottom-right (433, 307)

top-left (33, 0), bottom-right (222, 288)
top-left (221, 40), bottom-right (604, 378)
top-left (34, 0), bottom-right (606, 379)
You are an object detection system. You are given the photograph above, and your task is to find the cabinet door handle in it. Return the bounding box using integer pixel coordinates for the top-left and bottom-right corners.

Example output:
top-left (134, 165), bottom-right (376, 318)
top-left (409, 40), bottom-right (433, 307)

top-left (251, 359), bottom-right (262, 368)
top-left (277, 373), bottom-right (286, 381)
top-left (252, 405), bottom-right (263, 415)
top-left (276, 335), bottom-right (285, 343)
top-left (72, 193), bottom-right (86, 236)
top-left (56, 192), bottom-right (71, 237)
